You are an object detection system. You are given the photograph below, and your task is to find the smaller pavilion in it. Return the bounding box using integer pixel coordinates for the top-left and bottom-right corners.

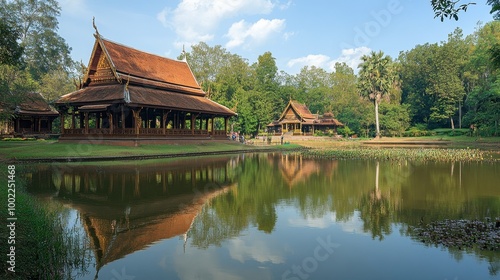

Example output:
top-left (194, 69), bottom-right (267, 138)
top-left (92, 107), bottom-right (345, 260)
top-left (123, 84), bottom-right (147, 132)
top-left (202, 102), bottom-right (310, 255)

top-left (0, 92), bottom-right (58, 137)
top-left (266, 100), bottom-right (343, 135)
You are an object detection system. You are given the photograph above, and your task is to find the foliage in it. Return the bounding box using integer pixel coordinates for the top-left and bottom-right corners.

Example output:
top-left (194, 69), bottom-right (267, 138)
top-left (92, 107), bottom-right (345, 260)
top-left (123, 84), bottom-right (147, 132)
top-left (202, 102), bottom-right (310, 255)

top-left (303, 147), bottom-right (490, 162)
top-left (379, 103), bottom-right (411, 137)
top-left (431, 0), bottom-right (500, 21)
top-left (0, 16), bottom-right (23, 65)
top-left (358, 51), bottom-right (400, 137)
top-left (431, 0), bottom-right (476, 21)
top-left (0, 0), bottom-right (78, 116)
top-left (337, 125), bottom-right (353, 137)
top-left (0, 64), bottom-right (39, 119)
top-left (0, 0), bottom-right (74, 80)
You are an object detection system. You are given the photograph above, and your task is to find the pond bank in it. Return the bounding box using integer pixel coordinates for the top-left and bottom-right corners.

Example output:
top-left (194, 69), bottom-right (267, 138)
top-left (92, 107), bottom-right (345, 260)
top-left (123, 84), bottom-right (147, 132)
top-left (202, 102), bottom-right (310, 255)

top-left (0, 141), bottom-right (303, 163)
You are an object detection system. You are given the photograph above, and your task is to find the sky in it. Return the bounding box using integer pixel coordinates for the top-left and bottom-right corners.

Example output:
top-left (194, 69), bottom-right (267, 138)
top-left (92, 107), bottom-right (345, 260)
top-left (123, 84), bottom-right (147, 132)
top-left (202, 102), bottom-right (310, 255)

top-left (56, 0), bottom-right (494, 74)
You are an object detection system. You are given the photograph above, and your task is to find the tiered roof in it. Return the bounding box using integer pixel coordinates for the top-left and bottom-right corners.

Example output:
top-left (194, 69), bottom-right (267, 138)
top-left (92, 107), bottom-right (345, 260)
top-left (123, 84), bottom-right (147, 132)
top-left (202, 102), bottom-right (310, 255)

top-left (270, 99), bottom-right (343, 126)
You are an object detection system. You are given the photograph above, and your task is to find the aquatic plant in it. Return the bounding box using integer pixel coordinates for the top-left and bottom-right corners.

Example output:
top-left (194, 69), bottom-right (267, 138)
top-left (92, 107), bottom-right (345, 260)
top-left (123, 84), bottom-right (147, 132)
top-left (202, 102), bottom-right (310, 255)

top-left (302, 147), bottom-right (495, 162)
top-left (409, 219), bottom-right (500, 251)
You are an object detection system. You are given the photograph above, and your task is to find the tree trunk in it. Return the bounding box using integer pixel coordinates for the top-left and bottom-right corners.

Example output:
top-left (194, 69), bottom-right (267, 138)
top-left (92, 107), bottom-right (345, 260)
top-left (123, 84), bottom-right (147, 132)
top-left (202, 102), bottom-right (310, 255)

top-left (450, 117), bottom-right (455, 130)
top-left (374, 101), bottom-right (380, 138)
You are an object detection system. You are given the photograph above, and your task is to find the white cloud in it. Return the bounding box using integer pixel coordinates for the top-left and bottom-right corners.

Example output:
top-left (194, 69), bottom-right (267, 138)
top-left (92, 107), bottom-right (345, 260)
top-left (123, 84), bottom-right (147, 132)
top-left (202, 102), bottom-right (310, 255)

top-left (287, 54), bottom-right (331, 69)
top-left (157, 0), bottom-right (275, 45)
top-left (228, 237), bottom-right (284, 264)
top-left (330, 46), bottom-right (372, 71)
top-left (287, 47), bottom-right (372, 73)
top-left (226, 18), bottom-right (285, 48)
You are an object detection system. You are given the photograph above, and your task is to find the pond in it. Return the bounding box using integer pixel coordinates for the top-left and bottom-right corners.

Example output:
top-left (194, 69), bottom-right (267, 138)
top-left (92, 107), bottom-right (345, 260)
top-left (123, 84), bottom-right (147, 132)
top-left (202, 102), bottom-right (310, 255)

top-left (24, 153), bottom-right (500, 280)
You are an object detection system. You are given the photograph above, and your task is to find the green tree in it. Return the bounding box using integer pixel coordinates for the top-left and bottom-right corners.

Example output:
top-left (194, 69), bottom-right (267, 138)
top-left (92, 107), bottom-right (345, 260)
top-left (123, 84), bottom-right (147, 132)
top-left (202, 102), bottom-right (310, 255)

top-left (399, 43), bottom-right (439, 126)
top-left (379, 103), bottom-right (411, 136)
top-left (431, 0), bottom-right (500, 20)
top-left (251, 51), bottom-right (280, 133)
top-left (0, 17), bottom-right (23, 65)
top-left (0, 64), bottom-right (38, 119)
top-left (358, 51), bottom-right (399, 138)
top-left (463, 22), bottom-right (500, 135)
top-left (0, 0), bottom-right (73, 79)
top-left (182, 42), bottom-right (232, 93)
top-left (294, 66), bottom-right (332, 114)
top-left (429, 29), bottom-right (469, 129)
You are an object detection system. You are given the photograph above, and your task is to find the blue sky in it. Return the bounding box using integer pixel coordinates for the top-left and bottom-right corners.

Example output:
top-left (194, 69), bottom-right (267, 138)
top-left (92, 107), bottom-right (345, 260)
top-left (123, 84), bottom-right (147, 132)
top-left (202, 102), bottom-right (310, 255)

top-left (56, 0), bottom-right (494, 74)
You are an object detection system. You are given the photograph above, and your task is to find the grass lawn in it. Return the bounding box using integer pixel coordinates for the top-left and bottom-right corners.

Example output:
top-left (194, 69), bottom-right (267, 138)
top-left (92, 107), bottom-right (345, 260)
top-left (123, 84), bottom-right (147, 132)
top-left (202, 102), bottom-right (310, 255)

top-left (0, 140), bottom-right (301, 161)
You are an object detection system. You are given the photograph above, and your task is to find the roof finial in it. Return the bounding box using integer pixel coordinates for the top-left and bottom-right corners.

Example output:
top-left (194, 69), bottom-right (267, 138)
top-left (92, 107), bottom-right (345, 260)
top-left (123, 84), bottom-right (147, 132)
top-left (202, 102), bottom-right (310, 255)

top-left (181, 45), bottom-right (187, 62)
top-left (92, 17), bottom-right (99, 36)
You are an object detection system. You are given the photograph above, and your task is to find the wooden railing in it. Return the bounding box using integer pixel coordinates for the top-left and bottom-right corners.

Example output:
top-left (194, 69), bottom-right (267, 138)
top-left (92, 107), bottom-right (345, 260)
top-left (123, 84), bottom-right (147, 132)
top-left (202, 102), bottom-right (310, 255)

top-left (62, 128), bottom-right (224, 137)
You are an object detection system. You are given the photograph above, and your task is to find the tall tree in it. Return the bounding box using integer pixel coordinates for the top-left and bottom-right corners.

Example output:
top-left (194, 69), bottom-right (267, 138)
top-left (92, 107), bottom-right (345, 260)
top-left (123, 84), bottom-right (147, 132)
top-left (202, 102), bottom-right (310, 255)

top-left (182, 42), bottom-right (232, 93)
top-left (428, 29), bottom-right (469, 129)
top-left (252, 52), bottom-right (280, 133)
top-left (463, 21), bottom-right (500, 135)
top-left (0, 17), bottom-right (23, 65)
top-left (0, 0), bottom-right (73, 79)
top-left (295, 66), bottom-right (332, 114)
top-left (358, 51), bottom-right (399, 137)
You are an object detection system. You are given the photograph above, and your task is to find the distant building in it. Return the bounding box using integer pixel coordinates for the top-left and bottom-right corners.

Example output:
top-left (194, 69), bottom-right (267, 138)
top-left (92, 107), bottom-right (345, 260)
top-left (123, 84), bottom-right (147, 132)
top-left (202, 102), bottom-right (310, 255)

top-left (0, 92), bottom-right (58, 137)
top-left (55, 30), bottom-right (236, 144)
top-left (267, 100), bottom-right (343, 135)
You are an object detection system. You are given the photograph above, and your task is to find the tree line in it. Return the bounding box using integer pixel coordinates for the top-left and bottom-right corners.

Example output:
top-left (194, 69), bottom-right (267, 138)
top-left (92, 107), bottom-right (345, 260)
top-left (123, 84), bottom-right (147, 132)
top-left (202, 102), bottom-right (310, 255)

top-left (1, 0), bottom-right (499, 137)
top-left (184, 22), bottom-right (500, 137)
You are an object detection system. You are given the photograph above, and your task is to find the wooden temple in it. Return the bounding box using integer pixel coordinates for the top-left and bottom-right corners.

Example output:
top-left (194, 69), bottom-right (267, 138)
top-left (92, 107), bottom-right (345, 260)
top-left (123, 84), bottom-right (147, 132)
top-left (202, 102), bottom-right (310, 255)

top-left (0, 92), bottom-right (58, 137)
top-left (267, 100), bottom-right (343, 135)
top-left (55, 31), bottom-right (236, 144)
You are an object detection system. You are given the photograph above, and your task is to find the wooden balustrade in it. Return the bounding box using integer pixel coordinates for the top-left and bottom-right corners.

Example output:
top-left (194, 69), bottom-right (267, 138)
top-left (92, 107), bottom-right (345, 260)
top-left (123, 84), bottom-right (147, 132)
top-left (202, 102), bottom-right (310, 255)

top-left (63, 128), bottom-right (225, 137)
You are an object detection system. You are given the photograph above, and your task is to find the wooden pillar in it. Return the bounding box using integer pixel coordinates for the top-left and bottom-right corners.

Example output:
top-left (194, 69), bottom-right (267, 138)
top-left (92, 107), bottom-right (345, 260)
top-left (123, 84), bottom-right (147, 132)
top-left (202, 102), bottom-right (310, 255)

top-left (84, 112), bottom-right (89, 134)
top-left (205, 118), bottom-right (209, 131)
top-left (211, 117), bottom-right (215, 135)
top-left (224, 117), bottom-right (228, 134)
top-left (107, 112), bottom-right (113, 134)
top-left (96, 113), bottom-right (101, 129)
top-left (162, 111), bottom-right (167, 135)
top-left (121, 105), bottom-right (126, 129)
top-left (191, 114), bottom-right (195, 135)
top-left (60, 113), bottom-right (64, 134)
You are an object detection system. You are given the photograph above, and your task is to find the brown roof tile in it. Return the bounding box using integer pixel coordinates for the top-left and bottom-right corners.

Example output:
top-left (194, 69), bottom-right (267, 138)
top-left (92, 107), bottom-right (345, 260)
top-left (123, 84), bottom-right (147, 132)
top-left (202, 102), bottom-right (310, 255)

top-left (56, 84), bottom-right (235, 116)
top-left (16, 92), bottom-right (58, 116)
top-left (100, 38), bottom-right (202, 92)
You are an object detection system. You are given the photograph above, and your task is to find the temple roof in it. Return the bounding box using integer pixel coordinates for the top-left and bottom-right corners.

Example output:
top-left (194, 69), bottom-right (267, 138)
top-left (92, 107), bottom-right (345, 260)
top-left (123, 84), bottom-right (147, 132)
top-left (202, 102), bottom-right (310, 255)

top-left (270, 100), bottom-right (343, 126)
top-left (277, 100), bottom-right (316, 122)
top-left (94, 38), bottom-right (203, 95)
top-left (15, 92), bottom-right (58, 116)
top-left (57, 84), bottom-right (235, 116)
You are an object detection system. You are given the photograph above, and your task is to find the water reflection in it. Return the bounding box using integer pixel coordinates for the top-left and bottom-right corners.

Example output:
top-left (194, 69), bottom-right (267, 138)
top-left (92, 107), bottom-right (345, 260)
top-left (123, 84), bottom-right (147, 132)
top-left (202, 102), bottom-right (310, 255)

top-left (26, 156), bottom-right (239, 278)
top-left (25, 153), bottom-right (500, 279)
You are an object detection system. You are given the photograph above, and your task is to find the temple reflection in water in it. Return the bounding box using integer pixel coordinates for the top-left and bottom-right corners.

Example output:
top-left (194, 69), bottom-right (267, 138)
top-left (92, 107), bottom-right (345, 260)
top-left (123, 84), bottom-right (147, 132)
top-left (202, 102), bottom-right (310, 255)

top-left (25, 156), bottom-right (241, 274)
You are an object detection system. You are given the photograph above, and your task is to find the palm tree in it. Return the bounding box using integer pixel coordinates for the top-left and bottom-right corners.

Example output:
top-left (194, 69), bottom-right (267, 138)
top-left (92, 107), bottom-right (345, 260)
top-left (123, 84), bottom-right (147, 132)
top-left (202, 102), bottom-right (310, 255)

top-left (358, 51), bottom-right (398, 138)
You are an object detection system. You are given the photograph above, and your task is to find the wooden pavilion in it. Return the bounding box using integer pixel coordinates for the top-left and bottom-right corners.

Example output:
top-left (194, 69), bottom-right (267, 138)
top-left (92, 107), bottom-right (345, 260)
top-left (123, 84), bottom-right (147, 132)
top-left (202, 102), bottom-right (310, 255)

top-left (266, 100), bottom-right (343, 135)
top-left (55, 30), bottom-right (236, 144)
top-left (0, 92), bottom-right (58, 137)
